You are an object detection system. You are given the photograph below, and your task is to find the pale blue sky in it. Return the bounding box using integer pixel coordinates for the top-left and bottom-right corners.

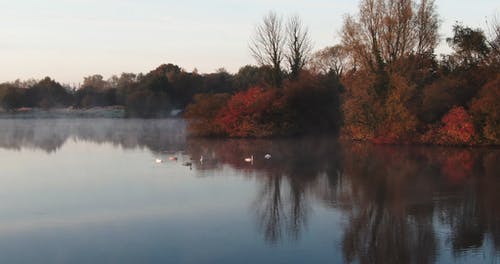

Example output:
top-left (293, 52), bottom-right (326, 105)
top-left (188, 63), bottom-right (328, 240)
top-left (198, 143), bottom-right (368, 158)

top-left (0, 0), bottom-right (498, 84)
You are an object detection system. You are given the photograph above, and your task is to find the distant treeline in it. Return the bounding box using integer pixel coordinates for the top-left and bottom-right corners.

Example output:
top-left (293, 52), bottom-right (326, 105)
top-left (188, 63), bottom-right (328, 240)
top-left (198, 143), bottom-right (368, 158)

top-left (1, 0), bottom-right (499, 145)
top-left (0, 64), bottom-right (276, 117)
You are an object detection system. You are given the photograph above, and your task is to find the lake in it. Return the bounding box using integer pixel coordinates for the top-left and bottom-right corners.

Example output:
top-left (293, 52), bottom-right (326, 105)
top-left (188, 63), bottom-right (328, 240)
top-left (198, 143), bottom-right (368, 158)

top-left (0, 119), bottom-right (498, 264)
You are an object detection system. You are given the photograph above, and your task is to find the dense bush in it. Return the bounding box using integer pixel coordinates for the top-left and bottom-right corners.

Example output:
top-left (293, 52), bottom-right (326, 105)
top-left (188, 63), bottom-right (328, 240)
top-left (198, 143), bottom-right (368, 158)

top-left (184, 72), bottom-right (342, 138)
top-left (421, 107), bottom-right (476, 145)
top-left (471, 74), bottom-right (500, 144)
top-left (372, 74), bottom-right (418, 144)
top-left (215, 87), bottom-right (289, 137)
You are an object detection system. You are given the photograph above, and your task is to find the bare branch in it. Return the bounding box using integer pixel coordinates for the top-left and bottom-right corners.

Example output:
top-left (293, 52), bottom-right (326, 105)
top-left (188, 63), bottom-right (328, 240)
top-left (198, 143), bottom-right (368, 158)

top-left (285, 15), bottom-right (313, 79)
top-left (250, 11), bottom-right (285, 87)
top-left (341, 0), bottom-right (440, 72)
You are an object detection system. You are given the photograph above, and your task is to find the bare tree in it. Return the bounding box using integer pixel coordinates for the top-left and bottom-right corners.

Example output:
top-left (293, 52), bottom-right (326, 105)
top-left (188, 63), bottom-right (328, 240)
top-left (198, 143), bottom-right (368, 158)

top-left (341, 0), bottom-right (440, 72)
top-left (286, 15), bottom-right (312, 80)
top-left (486, 14), bottom-right (500, 63)
top-left (250, 11), bottom-right (285, 87)
top-left (414, 0), bottom-right (440, 55)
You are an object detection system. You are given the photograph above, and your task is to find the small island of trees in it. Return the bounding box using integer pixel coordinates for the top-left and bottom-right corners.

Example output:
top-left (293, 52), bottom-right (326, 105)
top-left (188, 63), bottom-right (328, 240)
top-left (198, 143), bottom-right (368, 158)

top-left (1, 0), bottom-right (499, 146)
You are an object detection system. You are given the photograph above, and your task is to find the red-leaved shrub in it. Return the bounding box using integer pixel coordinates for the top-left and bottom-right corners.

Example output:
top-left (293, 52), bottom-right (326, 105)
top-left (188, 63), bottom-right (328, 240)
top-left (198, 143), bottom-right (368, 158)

top-left (422, 106), bottom-right (476, 145)
top-left (215, 87), bottom-right (287, 137)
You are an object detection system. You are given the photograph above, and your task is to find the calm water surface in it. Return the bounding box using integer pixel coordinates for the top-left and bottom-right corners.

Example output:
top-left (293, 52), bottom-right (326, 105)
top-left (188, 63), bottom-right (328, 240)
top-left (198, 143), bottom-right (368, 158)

top-left (0, 119), bottom-right (498, 264)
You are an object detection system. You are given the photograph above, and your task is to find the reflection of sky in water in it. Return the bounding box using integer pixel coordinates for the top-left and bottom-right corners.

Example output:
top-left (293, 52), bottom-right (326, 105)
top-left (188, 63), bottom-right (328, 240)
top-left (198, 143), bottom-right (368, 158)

top-left (0, 119), bottom-right (498, 263)
top-left (0, 140), bottom-right (342, 263)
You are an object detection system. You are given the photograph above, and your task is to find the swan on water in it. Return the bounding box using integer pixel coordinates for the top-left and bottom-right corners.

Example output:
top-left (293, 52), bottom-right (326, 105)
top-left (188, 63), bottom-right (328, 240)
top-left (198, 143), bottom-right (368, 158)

top-left (244, 155), bottom-right (254, 163)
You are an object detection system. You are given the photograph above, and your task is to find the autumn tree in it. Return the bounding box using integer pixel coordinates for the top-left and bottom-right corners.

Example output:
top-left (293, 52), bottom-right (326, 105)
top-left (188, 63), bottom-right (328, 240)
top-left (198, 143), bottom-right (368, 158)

top-left (309, 45), bottom-right (349, 78)
top-left (250, 11), bottom-right (285, 87)
top-left (372, 74), bottom-right (418, 143)
top-left (341, 70), bottom-right (379, 140)
top-left (339, 0), bottom-right (440, 142)
top-left (285, 15), bottom-right (312, 80)
top-left (341, 0), bottom-right (439, 73)
top-left (471, 74), bottom-right (500, 144)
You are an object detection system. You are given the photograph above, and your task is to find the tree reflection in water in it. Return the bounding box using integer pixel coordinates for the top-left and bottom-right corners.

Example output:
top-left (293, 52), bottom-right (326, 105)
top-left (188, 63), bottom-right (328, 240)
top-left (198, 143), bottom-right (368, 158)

top-left (339, 143), bottom-right (438, 264)
top-left (186, 137), bottom-right (342, 243)
top-left (0, 119), bottom-right (186, 153)
top-left (0, 119), bottom-right (498, 262)
top-left (187, 138), bottom-right (500, 262)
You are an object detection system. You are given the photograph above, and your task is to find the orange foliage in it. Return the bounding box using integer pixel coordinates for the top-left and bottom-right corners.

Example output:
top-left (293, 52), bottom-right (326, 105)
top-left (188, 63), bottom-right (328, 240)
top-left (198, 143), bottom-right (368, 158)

top-left (372, 75), bottom-right (418, 144)
top-left (440, 107), bottom-right (476, 144)
top-left (342, 72), bottom-right (417, 144)
top-left (470, 74), bottom-right (500, 144)
top-left (215, 87), bottom-right (287, 138)
top-left (341, 70), bottom-right (378, 140)
top-left (421, 106), bottom-right (476, 145)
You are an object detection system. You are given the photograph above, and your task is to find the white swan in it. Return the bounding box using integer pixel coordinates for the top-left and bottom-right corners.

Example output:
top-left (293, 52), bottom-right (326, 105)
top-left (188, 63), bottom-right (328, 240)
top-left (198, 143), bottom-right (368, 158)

top-left (244, 155), bottom-right (254, 163)
top-left (264, 154), bottom-right (272, 160)
top-left (155, 158), bottom-right (163, 163)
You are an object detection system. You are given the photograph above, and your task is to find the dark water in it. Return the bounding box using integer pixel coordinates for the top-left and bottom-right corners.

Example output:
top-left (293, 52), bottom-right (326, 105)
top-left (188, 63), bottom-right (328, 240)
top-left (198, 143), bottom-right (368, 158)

top-left (0, 119), bottom-right (498, 264)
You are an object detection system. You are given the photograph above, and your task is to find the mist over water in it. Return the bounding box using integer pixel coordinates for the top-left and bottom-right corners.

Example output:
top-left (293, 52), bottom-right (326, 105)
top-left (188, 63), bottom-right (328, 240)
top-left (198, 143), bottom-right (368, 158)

top-left (0, 119), bottom-right (498, 264)
top-left (0, 118), bottom-right (186, 153)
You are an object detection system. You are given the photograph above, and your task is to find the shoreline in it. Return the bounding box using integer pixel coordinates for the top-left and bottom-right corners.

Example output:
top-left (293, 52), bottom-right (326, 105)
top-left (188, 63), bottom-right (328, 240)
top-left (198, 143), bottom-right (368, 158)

top-left (1, 108), bottom-right (497, 148)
